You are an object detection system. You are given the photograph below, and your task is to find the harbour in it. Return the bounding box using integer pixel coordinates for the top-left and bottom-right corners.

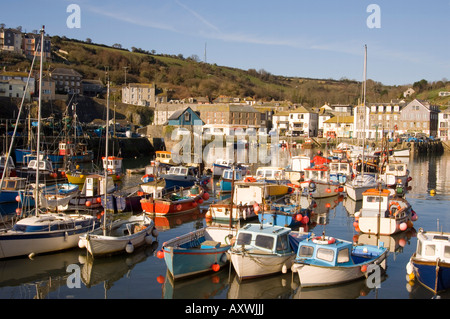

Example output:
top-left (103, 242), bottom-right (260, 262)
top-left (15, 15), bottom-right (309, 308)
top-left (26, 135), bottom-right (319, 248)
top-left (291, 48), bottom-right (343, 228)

top-left (0, 151), bottom-right (448, 299)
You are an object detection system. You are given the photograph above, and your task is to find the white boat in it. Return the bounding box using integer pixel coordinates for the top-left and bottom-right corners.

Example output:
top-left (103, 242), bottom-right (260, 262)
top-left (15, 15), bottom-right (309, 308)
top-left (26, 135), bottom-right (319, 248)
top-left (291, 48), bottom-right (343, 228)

top-left (300, 165), bottom-right (341, 198)
top-left (229, 224), bottom-right (310, 280)
top-left (212, 159), bottom-right (234, 176)
top-left (329, 160), bottom-right (353, 185)
top-left (291, 234), bottom-right (388, 287)
top-left (69, 174), bottom-right (117, 209)
top-left (255, 166), bottom-right (291, 185)
top-left (354, 188), bottom-right (416, 235)
top-left (78, 213), bottom-right (158, 257)
top-left (0, 27), bottom-right (99, 259)
top-left (379, 161), bottom-right (411, 187)
top-left (392, 148), bottom-right (410, 157)
top-left (345, 173), bottom-right (380, 201)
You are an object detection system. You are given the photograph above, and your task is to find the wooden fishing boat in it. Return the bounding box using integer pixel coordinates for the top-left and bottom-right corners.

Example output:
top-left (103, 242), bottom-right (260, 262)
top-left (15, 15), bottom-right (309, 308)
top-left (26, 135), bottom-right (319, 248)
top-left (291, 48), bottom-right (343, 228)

top-left (379, 161), bottom-right (411, 188)
top-left (140, 184), bottom-right (209, 215)
top-left (102, 156), bottom-right (123, 182)
top-left (160, 225), bottom-right (237, 280)
top-left (259, 195), bottom-right (314, 228)
top-left (406, 228), bottom-right (450, 294)
top-left (291, 234), bottom-right (388, 287)
top-left (345, 173), bottom-right (380, 201)
top-left (300, 165), bottom-right (342, 198)
top-left (229, 224), bottom-right (311, 280)
top-left (69, 174), bottom-right (117, 209)
top-left (353, 188), bottom-right (417, 235)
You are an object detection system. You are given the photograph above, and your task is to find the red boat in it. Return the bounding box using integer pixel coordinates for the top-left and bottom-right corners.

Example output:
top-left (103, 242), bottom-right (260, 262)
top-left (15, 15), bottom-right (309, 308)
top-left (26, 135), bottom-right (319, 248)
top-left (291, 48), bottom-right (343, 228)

top-left (140, 185), bottom-right (210, 215)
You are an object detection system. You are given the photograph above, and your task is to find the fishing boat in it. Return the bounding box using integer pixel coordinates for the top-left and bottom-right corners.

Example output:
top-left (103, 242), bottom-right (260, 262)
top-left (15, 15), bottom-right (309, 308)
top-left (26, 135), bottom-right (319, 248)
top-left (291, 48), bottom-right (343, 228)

top-left (259, 195), bottom-right (314, 228)
top-left (78, 213), bottom-right (157, 257)
top-left (218, 168), bottom-right (244, 193)
top-left (379, 161), bottom-right (411, 188)
top-left (0, 155), bottom-right (16, 178)
top-left (300, 165), bottom-right (341, 198)
top-left (291, 233), bottom-right (388, 287)
top-left (47, 141), bottom-right (94, 164)
top-left (37, 183), bottom-right (80, 211)
top-left (0, 177), bottom-right (28, 204)
top-left (229, 224), bottom-right (311, 280)
top-left (155, 151), bottom-right (175, 165)
top-left (353, 188), bottom-right (416, 235)
top-left (160, 225), bottom-right (237, 280)
top-left (69, 174), bottom-right (117, 209)
top-left (285, 155), bottom-right (310, 186)
top-left (329, 160), bottom-right (353, 185)
top-left (406, 228), bottom-right (450, 294)
top-left (16, 157), bottom-right (57, 182)
top-left (102, 156), bottom-right (123, 182)
top-left (392, 148), bottom-right (410, 157)
top-left (212, 158), bottom-right (234, 177)
top-left (159, 165), bottom-right (201, 190)
top-left (345, 173), bottom-right (380, 201)
top-left (0, 26), bottom-right (100, 259)
top-left (141, 183), bottom-right (208, 216)
top-left (255, 166), bottom-right (291, 185)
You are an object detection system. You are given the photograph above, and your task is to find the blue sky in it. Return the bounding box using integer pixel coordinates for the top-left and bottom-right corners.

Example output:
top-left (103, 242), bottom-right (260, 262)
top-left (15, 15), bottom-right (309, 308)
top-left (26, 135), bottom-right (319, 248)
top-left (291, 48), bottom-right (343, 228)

top-left (1, 0), bottom-right (449, 85)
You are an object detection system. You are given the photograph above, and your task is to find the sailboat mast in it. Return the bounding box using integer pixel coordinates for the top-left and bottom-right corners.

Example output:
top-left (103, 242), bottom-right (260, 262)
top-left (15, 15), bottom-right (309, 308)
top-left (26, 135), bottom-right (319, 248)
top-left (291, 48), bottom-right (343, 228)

top-left (103, 79), bottom-right (110, 234)
top-left (35, 26), bottom-right (45, 214)
top-left (361, 44), bottom-right (367, 178)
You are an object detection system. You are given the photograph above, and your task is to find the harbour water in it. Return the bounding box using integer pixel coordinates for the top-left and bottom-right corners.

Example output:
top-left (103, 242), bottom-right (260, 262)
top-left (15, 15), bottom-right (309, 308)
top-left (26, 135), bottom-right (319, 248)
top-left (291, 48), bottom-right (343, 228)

top-left (0, 152), bottom-right (449, 300)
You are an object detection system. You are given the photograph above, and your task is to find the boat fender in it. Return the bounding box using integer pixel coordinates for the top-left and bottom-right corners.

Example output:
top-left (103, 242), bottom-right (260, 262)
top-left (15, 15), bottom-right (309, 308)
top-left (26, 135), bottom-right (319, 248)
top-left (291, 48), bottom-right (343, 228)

top-left (78, 239), bottom-right (85, 249)
top-left (244, 176), bottom-right (256, 183)
top-left (220, 253), bottom-right (228, 264)
top-left (126, 242), bottom-right (134, 254)
top-left (282, 264), bottom-right (287, 274)
top-left (389, 202), bottom-right (401, 216)
top-left (145, 234), bottom-right (153, 245)
top-left (152, 228), bottom-right (159, 238)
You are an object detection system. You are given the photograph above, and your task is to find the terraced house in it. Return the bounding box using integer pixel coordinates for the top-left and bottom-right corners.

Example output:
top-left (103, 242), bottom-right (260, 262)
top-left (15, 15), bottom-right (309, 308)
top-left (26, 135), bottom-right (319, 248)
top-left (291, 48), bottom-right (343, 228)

top-left (399, 99), bottom-right (439, 137)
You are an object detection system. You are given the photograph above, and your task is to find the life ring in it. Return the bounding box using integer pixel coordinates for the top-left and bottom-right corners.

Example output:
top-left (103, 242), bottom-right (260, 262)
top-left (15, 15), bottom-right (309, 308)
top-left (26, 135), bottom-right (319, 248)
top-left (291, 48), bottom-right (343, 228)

top-left (312, 236), bottom-right (335, 245)
top-left (389, 202), bottom-right (401, 216)
top-left (308, 181), bottom-right (316, 190)
top-left (244, 176), bottom-right (257, 183)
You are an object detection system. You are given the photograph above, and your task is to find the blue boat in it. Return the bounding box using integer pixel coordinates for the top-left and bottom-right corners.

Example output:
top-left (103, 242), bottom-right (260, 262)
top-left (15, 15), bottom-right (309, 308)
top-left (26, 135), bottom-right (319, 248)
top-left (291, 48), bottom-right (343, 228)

top-left (160, 166), bottom-right (210, 190)
top-left (161, 226), bottom-right (237, 280)
top-left (406, 229), bottom-right (450, 294)
top-left (291, 233), bottom-right (388, 287)
top-left (0, 177), bottom-right (28, 204)
top-left (259, 195), bottom-right (315, 228)
top-left (219, 168), bottom-right (244, 192)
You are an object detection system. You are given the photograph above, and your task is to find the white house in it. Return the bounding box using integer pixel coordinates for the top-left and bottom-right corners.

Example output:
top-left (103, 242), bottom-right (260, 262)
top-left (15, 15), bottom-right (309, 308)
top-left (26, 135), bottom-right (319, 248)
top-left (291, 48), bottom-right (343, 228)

top-left (272, 111), bottom-right (290, 133)
top-left (438, 108), bottom-right (450, 141)
top-left (322, 116), bottom-right (354, 138)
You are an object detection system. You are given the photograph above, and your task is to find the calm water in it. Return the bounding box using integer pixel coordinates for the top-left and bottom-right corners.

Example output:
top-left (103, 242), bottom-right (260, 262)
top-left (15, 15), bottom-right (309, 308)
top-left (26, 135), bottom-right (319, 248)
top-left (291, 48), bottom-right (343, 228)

top-left (0, 152), bottom-right (449, 300)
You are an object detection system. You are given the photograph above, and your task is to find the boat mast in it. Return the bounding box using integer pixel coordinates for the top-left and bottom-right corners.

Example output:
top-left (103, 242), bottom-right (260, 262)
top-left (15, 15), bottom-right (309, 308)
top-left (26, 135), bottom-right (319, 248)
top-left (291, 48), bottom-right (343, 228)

top-left (103, 77), bottom-right (110, 235)
top-left (361, 45), bottom-right (367, 179)
top-left (34, 26), bottom-right (45, 215)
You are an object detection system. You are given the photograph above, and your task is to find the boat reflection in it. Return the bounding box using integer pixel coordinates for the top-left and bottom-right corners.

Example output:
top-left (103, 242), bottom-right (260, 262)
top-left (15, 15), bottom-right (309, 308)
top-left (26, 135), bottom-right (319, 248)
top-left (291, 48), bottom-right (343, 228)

top-left (149, 210), bottom-right (206, 231)
top-left (162, 268), bottom-right (230, 299)
top-left (354, 228), bottom-right (417, 254)
top-left (228, 272), bottom-right (297, 299)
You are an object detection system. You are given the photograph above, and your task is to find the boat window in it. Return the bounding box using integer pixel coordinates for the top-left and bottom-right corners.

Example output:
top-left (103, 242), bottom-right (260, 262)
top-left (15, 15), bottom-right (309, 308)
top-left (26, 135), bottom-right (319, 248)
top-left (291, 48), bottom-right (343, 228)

top-left (236, 232), bottom-right (252, 246)
top-left (317, 248), bottom-right (334, 262)
top-left (298, 245), bottom-right (314, 257)
top-left (256, 170), bottom-right (264, 178)
top-left (6, 181), bottom-right (16, 189)
top-left (366, 196), bottom-right (382, 203)
top-left (337, 248), bottom-right (350, 263)
top-left (255, 235), bottom-right (274, 250)
top-left (265, 171), bottom-right (273, 178)
top-left (424, 244), bottom-right (436, 257)
top-left (340, 164), bottom-right (348, 171)
top-left (445, 246), bottom-right (450, 258)
top-left (331, 164), bottom-right (339, 171)
top-left (224, 171), bottom-right (231, 179)
top-left (276, 234), bottom-right (289, 252)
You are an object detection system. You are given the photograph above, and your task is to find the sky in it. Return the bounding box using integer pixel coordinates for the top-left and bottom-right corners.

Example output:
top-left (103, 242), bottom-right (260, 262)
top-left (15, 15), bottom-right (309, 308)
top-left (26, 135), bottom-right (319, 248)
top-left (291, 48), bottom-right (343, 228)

top-left (1, 0), bottom-right (449, 86)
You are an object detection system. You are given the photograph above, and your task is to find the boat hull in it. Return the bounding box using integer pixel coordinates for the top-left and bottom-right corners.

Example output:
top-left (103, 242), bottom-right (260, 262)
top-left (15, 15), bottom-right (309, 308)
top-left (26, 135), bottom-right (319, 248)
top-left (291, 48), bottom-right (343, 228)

top-left (357, 211), bottom-right (412, 235)
top-left (410, 257), bottom-right (450, 293)
top-left (292, 251), bottom-right (388, 287)
top-left (301, 181), bottom-right (341, 198)
top-left (79, 216), bottom-right (156, 257)
top-left (230, 250), bottom-right (295, 280)
top-left (206, 203), bottom-right (257, 222)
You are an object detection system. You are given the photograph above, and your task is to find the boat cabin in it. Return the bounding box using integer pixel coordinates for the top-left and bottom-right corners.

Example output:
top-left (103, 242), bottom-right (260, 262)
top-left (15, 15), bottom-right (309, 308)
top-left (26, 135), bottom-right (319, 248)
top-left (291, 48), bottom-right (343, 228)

top-left (1, 177), bottom-right (27, 191)
top-left (291, 155), bottom-right (310, 172)
top-left (26, 159), bottom-right (54, 172)
top-left (221, 169), bottom-right (243, 181)
top-left (102, 156), bottom-right (123, 174)
top-left (304, 165), bottom-right (329, 181)
top-left (360, 188), bottom-right (390, 217)
top-left (59, 141), bottom-right (75, 156)
top-left (415, 230), bottom-right (450, 263)
top-left (81, 174), bottom-right (116, 197)
top-left (383, 162), bottom-right (408, 176)
top-left (155, 151), bottom-right (173, 165)
top-left (234, 224), bottom-right (292, 255)
top-left (0, 155), bottom-right (15, 169)
top-left (329, 161), bottom-right (352, 184)
top-left (167, 165), bottom-right (198, 177)
top-left (296, 237), bottom-right (354, 267)
top-left (256, 167), bottom-right (287, 181)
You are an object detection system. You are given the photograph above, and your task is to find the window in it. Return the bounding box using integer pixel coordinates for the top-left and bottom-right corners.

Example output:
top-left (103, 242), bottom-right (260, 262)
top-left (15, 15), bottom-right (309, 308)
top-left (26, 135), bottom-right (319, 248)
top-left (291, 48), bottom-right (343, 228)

top-left (237, 233), bottom-right (252, 246)
top-left (298, 245), bottom-right (314, 257)
top-left (337, 248), bottom-right (350, 263)
top-left (255, 235), bottom-right (274, 250)
top-left (445, 246), bottom-right (450, 258)
top-left (425, 244), bottom-right (436, 256)
top-left (276, 234), bottom-right (289, 252)
top-left (317, 248), bottom-right (334, 262)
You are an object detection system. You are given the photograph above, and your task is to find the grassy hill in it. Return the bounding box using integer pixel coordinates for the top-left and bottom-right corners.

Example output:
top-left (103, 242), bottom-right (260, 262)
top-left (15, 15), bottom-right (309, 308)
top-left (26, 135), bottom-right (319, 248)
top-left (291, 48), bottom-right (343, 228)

top-left (1, 35), bottom-right (448, 123)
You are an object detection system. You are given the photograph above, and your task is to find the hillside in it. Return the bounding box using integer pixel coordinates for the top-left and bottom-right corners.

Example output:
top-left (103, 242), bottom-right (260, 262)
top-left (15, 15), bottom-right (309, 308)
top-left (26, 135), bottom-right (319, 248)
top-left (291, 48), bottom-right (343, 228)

top-left (1, 35), bottom-right (449, 116)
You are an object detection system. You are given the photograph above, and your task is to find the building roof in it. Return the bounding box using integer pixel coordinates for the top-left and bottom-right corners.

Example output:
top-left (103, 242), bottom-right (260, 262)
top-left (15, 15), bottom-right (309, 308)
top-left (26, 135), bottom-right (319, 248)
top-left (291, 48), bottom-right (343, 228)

top-left (324, 116), bottom-right (354, 123)
top-left (50, 68), bottom-right (82, 77)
